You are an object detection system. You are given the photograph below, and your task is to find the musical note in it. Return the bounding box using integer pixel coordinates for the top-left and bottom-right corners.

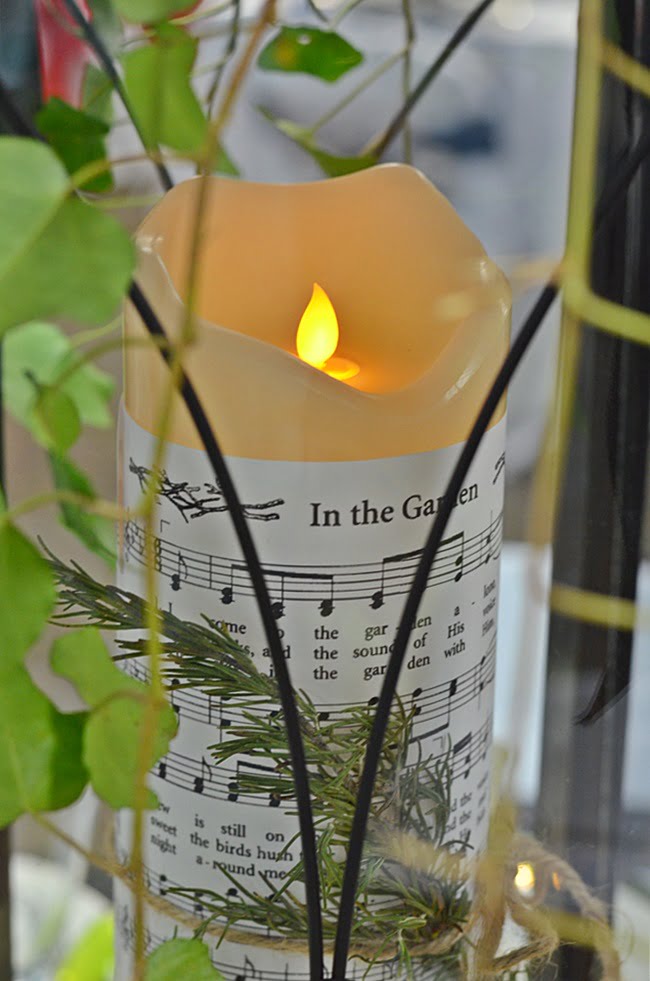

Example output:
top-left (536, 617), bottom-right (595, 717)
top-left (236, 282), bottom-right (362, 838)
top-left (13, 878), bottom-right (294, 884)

top-left (439, 530), bottom-right (465, 582)
top-left (411, 687), bottom-right (423, 717)
top-left (266, 568), bottom-right (334, 621)
top-left (271, 597), bottom-right (285, 621)
top-left (481, 511), bottom-right (494, 564)
top-left (477, 654), bottom-right (486, 704)
top-left (235, 955), bottom-right (261, 981)
top-left (370, 534), bottom-right (463, 609)
top-left (170, 678), bottom-right (180, 717)
top-left (452, 731), bottom-right (473, 780)
top-left (319, 579), bottom-right (335, 617)
top-left (227, 759), bottom-right (284, 807)
top-left (219, 697), bottom-right (232, 736)
top-left (154, 537), bottom-right (162, 572)
top-left (124, 512), bottom-right (501, 608)
top-left (157, 760), bottom-right (167, 779)
top-left (171, 551), bottom-right (188, 592)
top-left (193, 756), bottom-right (212, 794)
top-left (415, 678), bottom-right (457, 741)
top-left (370, 588), bottom-right (384, 610)
top-left (221, 564), bottom-right (235, 605)
top-left (123, 521), bottom-right (135, 562)
top-left (370, 548), bottom-right (418, 609)
top-left (453, 732), bottom-right (472, 758)
top-left (159, 873), bottom-right (168, 896)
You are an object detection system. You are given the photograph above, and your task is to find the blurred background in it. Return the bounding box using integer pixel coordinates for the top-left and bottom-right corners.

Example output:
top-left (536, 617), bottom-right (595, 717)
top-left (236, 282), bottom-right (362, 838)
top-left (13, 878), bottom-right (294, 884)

top-left (1, 1), bottom-right (648, 978)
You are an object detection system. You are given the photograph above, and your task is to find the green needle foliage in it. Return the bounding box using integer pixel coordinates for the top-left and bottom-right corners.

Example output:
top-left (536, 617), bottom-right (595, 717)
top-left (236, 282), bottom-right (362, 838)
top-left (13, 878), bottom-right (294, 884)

top-left (0, 1), bottom-right (550, 975)
top-left (52, 553), bottom-right (472, 977)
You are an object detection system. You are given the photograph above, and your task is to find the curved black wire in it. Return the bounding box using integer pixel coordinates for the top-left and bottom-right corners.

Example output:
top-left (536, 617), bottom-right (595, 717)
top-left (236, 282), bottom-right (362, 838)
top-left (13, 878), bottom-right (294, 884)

top-left (375, 0), bottom-right (497, 158)
top-left (0, 77), bottom-right (324, 980)
top-left (332, 118), bottom-right (650, 981)
top-left (61, 0), bottom-right (174, 192)
top-left (129, 284), bottom-right (325, 980)
top-left (331, 283), bottom-right (558, 979)
top-left (5, 60), bottom-right (650, 980)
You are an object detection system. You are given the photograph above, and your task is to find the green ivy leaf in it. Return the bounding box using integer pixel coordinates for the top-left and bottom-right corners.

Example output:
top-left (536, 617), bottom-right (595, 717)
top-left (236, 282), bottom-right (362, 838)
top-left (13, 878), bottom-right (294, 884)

top-left (258, 26), bottom-right (363, 82)
top-left (0, 662), bottom-right (87, 828)
top-left (4, 321), bottom-right (114, 432)
top-left (36, 98), bottom-right (113, 193)
top-left (113, 0), bottom-right (193, 23)
top-left (51, 628), bottom-right (177, 809)
top-left (82, 65), bottom-right (114, 126)
top-left (49, 454), bottom-right (116, 567)
top-left (214, 143), bottom-right (239, 177)
top-left (0, 138), bottom-right (134, 335)
top-left (122, 24), bottom-right (207, 153)
top-left (55, 912), bottom-right (114, 981)
top-left (87, 0), bottom-right (123, 55)
top-left (259, 109), bottom-right (376, 177)
top-left (145, 939), bottom-right (223, 980)
top-left (0, 522), bottom-right (56, 667)
top-left (52, 628), bottom-right (138, 706)
top-left (307, 145), bottom-right (377, 178)
top-left (31, 386), bottom-right (82, 454)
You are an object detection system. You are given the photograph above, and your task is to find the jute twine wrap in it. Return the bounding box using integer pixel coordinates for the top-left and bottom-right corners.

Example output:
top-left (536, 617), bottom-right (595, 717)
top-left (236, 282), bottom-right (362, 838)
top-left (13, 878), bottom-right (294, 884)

top-left (115, 805), bottom-right (621, 979)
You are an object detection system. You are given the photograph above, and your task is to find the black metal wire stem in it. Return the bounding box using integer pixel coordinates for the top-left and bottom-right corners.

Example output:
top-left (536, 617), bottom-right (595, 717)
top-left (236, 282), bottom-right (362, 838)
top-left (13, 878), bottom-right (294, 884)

top-left (331, 281), bottom-right (558, 978)
top-left (4, 53), bottom-right (650, 980)
top-left (372, 0), bottom-right (497, 158)
top-left (129, 283), bottom-right (325, 979)
top-left (331, 118), bottom-right (650, 981)
top-left (61, 0), bottom-right (174, 192)
top-left (0, 75), bottom-right (327, 978)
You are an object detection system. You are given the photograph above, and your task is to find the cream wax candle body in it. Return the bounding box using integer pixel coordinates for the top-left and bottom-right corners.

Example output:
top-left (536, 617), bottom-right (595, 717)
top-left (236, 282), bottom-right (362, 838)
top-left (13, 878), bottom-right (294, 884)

top-left (115, 165), bottom-right (510, 979)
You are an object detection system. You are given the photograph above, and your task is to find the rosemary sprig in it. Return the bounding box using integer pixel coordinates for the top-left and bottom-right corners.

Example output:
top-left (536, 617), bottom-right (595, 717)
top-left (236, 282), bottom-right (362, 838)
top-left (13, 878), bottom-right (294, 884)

top-left (51, 553), bottom-right (541, 978)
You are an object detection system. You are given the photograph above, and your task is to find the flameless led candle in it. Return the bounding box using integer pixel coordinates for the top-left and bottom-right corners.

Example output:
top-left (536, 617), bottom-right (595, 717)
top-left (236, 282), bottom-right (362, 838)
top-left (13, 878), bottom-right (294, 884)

top-left (124, 165), bottom-right (508, 459)
top-left (116, 164), bottom-right (510, 980)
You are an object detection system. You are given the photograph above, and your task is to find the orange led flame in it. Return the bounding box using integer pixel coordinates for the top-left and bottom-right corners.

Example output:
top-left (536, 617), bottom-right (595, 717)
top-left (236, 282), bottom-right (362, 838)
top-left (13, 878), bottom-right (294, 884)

top-left (296, 283), bottom-right (360, 381)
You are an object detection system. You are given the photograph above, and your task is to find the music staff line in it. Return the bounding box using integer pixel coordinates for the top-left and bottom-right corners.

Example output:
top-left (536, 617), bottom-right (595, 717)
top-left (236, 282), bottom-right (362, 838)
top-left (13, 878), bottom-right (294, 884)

top-left (155, 749), bottom-right (288, 809)
top-left (125, 635), bottom-right (496, 744)
top-left (123, 512), bottom-right (502, 613)
top-left (152, 711), bottom-right (493, 809)
top-left (139, 864), bottom-right (249, 924)
top-left (117, 905), bottom-right (408, 980)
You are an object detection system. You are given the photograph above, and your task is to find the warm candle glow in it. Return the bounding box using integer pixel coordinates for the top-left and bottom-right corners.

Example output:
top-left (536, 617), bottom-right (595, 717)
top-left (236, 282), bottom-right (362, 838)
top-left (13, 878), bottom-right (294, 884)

top-left (296, 283), bottom-right (360, 381)
top-left (514, 862), bottom-right (536, 896)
